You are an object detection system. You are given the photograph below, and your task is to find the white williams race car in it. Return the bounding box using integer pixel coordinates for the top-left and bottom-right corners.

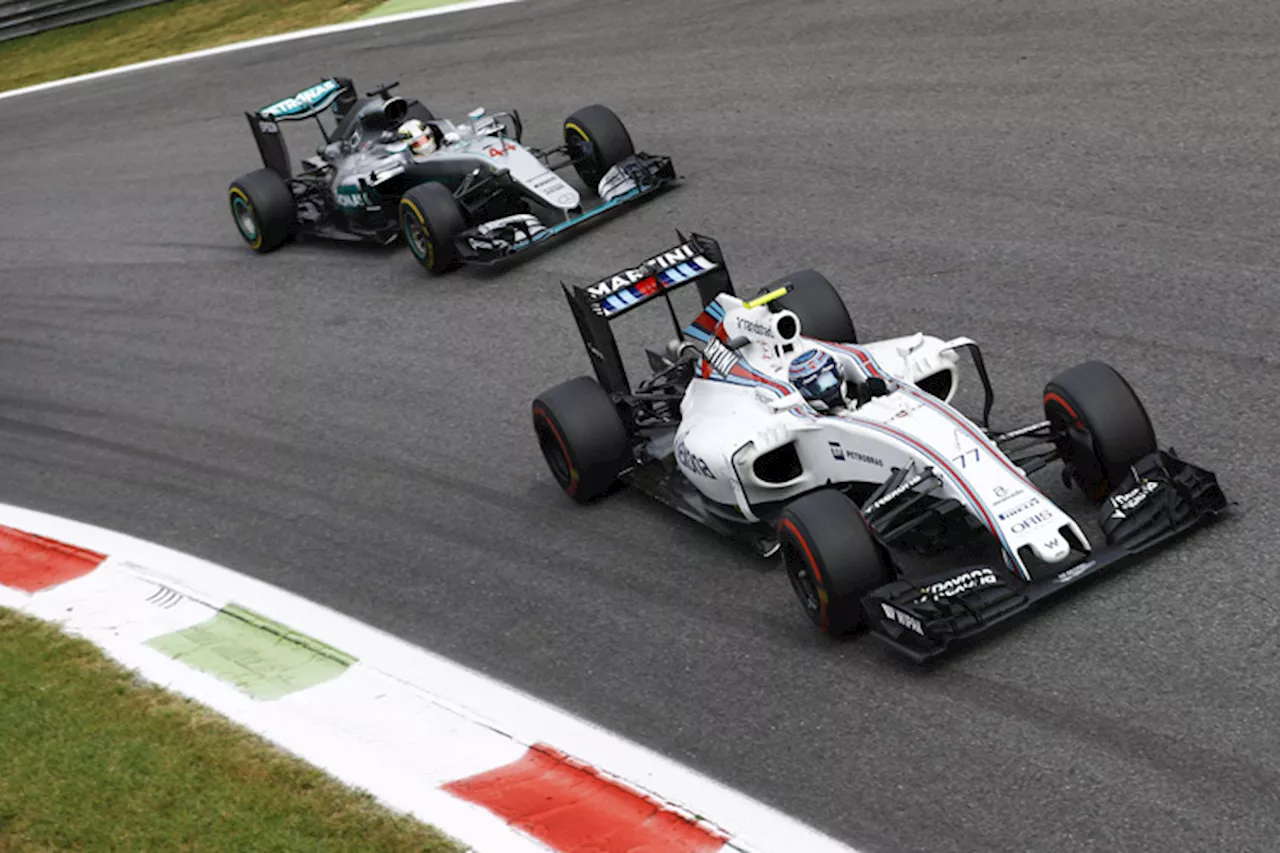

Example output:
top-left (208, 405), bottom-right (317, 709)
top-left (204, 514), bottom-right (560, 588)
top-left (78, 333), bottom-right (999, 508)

top-left (531, 235), bottom-right (1228, 662)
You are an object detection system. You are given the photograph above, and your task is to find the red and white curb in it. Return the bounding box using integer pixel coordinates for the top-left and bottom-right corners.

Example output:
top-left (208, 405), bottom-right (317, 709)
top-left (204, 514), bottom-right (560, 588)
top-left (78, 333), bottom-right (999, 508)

top-left (0, 503), bottom-right (860, 853)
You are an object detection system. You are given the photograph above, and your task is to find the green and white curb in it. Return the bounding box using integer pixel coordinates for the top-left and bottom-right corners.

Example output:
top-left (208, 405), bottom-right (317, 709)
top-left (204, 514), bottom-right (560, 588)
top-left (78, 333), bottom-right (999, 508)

top-left (145, 603), bottom-right (357, 701)
top-left (0, 502), bottom-right (861, 853)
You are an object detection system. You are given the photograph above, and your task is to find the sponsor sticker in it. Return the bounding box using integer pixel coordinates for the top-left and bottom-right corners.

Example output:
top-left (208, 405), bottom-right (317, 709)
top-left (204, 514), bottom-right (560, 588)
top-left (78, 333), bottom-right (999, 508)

top-left (736, 316), bottom-right (772, 337)
top-left (260, 79), bottom-right (340, 118)
top-left (1011, 510), bottom-right (1054, 534)
top-left (997, 497), bottom-right (1041, 522)
top-left (881, 603), bottom-right (924, 635)
top-left (586, 243), bottom-right (702, 300)
top-left (1054, 561), bottom-right (1095, 584)
top-left (704, 339), bottom-right (737, 375)
top-left (889, 402), bottom-right (924, 421)
top-left (676, 438), bottom-right (716, 479)
top-left (993, 487), bottom-right (1027, 506)
top-left (828, 442), bottom-right (884, 467)
top-left (867, 470), bottom-right (930, 513)
top-left (918, 567), bottom-right (999, 599)
top-left (1109, 480), bottom-right (1160, 518)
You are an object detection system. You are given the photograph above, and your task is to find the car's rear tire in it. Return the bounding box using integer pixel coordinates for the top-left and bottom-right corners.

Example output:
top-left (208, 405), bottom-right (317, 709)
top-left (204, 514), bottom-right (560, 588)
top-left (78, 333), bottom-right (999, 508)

top-left (1043, 360), bottom-right (1158, 501)
top-left (778, 490), bottom-right (891, 635)
top-left (399, 182), bottom-right (466, 274)
top-left (765, 270), bottom-right (857, 344)
top-left (532, 376), bottom-right (630, 503)
top-left (228, 168), bottom-right (295, 253)
top-left (564, 104), bottom-right (635, 192)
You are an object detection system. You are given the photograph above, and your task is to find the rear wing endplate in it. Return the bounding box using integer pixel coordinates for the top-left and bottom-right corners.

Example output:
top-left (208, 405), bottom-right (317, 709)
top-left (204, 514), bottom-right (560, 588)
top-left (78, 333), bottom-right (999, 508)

top-left (563, 233), bottom-right (735, 395)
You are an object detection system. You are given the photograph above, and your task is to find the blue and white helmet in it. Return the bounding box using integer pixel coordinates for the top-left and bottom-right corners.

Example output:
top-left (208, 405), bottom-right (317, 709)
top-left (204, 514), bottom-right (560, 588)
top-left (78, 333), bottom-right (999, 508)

top-left (788, 349), bottom-right (846, 411)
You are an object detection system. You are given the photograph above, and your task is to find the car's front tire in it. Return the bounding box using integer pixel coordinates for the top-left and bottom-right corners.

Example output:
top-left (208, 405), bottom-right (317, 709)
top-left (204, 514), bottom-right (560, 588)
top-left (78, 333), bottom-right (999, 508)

top-left (532, 376), bottom-right (630, 503)
top-left (399, 182), bottom-right (466, 274)
top-left (228, 168), bottom-right (295, 254)
top-left (778, 490), bottom-right (891, 635)
top-left (1044, 360), bottom-right (1158, 501)
top-left (563, 104), bottom-right (635, 193)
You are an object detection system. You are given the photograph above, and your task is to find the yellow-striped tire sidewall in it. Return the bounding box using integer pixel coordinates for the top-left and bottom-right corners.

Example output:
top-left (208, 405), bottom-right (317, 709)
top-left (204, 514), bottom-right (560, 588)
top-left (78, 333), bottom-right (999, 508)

top-left (400, 197), bottom-right (435, 270)
top-left (228, 187), bottom-right (263, 251)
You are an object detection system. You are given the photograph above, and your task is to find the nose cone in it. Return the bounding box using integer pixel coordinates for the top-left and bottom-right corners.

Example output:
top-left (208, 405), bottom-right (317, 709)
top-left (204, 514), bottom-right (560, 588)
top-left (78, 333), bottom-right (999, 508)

top-left (1029, 532), bottom-right (1072, 564)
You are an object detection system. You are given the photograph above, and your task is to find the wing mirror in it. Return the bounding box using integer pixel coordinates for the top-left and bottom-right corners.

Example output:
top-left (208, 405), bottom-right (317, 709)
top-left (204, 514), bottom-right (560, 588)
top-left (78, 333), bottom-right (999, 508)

top-left (768, 391), bottom-right (806, 411)
top-left (724, 335), bottom-right (750, 351)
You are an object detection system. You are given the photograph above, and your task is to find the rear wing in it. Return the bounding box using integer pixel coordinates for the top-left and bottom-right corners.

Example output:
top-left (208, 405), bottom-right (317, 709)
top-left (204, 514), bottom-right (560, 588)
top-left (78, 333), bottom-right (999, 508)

top-left (563, 233), bottom-right (735, 395)
top-left (255, 77), bottom-right (355, 121)
top-left (245, 77), bottom-right (357, 179)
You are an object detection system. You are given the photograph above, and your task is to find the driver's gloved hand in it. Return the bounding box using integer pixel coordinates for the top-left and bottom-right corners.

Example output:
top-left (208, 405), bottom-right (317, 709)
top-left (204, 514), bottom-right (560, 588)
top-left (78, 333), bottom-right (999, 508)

top-left (854, 381), bottom-right (873, 408)
top-left (866, 377), bottom-right (889, 398)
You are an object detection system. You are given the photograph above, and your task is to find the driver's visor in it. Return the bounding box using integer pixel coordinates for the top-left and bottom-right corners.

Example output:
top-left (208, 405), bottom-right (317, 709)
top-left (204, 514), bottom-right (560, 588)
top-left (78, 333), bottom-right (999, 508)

top-left (799, 370), bottom-right (840, 395)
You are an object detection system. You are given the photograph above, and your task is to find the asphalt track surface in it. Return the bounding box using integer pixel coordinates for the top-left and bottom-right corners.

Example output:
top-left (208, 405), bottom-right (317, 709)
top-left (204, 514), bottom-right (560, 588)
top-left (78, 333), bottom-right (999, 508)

top-left (3, 1), bottom-right (1280, 850)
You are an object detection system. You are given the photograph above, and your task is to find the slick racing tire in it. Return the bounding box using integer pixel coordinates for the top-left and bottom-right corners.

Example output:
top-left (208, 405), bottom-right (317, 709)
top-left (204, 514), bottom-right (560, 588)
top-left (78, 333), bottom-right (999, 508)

top-left (228, 169), bottom-right (295, 254)
top-left (1044, 360), bottom-right (1158, 502)
top-left (778, 490), bottom-right (890, 635)
top-left (564, 104), bottom-right (635, 193)
top-left (765, 270), bottom-right (857, 344)
top-left (532, 376), bottom-right (630, 504)
top-left (399, 182), bottom-right (465, 275)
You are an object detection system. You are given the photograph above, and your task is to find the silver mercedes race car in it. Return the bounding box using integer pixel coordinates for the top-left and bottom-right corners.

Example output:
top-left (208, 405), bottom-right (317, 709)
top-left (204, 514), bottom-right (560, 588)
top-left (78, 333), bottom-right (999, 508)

top-left (227, 77), bottom-right (676, 274)
top-left (531, 235), bottom-right (1228, 662)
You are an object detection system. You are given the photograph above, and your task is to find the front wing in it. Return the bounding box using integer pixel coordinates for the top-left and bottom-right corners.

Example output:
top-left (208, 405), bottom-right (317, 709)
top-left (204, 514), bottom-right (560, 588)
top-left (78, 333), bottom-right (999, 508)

top-left (455, 153), bottom-right (677, 264)
top-left (863, 449), bottom-right (1229, 663)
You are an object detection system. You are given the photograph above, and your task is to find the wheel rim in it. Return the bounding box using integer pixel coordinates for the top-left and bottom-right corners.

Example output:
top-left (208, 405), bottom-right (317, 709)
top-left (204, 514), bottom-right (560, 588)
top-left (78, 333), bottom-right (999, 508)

top-left (401, 203), bottom-right (434, 267)
top-left (1045, 398), bottom-right (1107, 499)
top-left (231, 196), bottom-right (258, 242)
top-left (565, 124), bottom-right (603, 187)
top-left (782, 539), bottom-right (822, 623)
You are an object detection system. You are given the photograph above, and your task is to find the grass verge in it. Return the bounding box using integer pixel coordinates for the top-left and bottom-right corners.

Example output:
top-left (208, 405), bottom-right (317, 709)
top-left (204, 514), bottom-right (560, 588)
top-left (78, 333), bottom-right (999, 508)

top-left (0, 607), bottom-right (463, 853)
top-left (0, 0), bottom-right (429, 93)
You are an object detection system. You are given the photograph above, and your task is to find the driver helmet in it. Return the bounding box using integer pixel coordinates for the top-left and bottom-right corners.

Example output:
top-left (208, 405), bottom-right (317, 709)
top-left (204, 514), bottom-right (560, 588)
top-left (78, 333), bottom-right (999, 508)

top-left (397, 119), bottom-right (437, 158)
top-left (788, 349), bottom-right (846, 412)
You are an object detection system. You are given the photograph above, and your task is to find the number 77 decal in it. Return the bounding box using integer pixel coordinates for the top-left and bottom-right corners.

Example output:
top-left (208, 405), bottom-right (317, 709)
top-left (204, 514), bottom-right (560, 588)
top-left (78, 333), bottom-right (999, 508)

top-left (952, 448), bottom-right (980, 468)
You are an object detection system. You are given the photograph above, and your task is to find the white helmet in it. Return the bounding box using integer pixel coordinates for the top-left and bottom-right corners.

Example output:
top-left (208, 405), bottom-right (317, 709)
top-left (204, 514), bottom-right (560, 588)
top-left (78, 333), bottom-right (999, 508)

top-left (397, 119), bottom-right (437, 158)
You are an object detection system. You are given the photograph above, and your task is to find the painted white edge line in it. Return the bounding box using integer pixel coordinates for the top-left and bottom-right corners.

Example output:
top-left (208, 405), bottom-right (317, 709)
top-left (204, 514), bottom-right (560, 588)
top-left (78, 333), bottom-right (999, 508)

top-left (0, 0), bottom-right (522, 104)
top-left (0, 502), bottom-right (862, 853)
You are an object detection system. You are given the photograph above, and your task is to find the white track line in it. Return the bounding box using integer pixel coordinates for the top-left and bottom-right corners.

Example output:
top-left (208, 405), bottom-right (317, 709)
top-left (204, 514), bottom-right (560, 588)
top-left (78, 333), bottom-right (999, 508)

top-left (0, 0), bottom-right (521, 103)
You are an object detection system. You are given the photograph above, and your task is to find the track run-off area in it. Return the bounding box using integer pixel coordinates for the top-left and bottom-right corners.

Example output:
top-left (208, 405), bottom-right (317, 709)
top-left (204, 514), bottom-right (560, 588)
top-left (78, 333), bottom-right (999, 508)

top-left (3, 1), bottom-right (1280, 851)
